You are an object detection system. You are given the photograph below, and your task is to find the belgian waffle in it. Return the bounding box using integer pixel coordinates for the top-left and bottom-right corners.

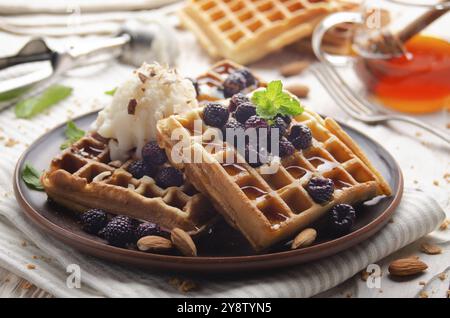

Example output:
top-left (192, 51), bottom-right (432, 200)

top-left (195, 59), bottom-right (266, 102)
top-left (179, 0), bottom-right (358, 64)
top-left (42, 133), bottom-right (217, 233)
top-left (157, 62), bottom-right (391, 250)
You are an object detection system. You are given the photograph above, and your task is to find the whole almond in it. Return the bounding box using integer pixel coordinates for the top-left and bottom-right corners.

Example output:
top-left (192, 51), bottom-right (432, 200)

top-left (137, 236), bottom-right (173, 252)
top-left (388, 257), bottom-right (428, 276)
top-left (280, 61), bottom-right (310, 77)
top-left (420, 243), bottom-right (442, 255)
top-left (171, 228), bottom-right (197, 257)
top-left (285, 83), bottom-right (309, 98)
top-left (291, 228), bottom-right (317, 249)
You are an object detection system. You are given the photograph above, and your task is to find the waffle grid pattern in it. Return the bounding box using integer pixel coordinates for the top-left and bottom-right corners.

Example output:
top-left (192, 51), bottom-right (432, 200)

top-left (161, 107), bottom-right (380, 226)
top-left (180, 0), bottom-right (356, 64)
top-left (43, 133), bottom-right (215, 232)
top-left (157, 60), bottom-right (390, 249)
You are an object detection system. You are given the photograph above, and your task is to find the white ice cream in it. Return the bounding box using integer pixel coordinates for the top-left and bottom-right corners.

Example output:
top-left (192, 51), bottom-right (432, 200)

top-left (93, 63), bottom-right (198, 161)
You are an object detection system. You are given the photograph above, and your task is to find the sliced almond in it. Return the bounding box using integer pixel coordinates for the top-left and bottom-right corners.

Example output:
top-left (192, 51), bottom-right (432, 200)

top-left (171, 228), bottom-right (197, 257)
top-left (285, 83), bottom-right (310, 98)
top-left (280, 61), bottom-right (310, 77)
top-left (291, 228), bottom-right (316, 249)
top-left (137, 235), bottom-right (173, 252)
top-left (420, 243), bottom-right (442, 255)
top-left (388, 257), bottom-right (428, 277)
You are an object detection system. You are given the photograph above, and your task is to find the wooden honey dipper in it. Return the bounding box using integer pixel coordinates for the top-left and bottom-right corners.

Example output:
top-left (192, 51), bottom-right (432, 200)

top-left (370, 1), bottom-right (449, 56)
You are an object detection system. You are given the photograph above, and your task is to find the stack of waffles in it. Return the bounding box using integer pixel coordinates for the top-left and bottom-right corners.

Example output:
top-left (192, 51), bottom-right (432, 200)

top-left (179, 0), bottom-right (359, 64)
top-left (157, 60), bottom-right (391, 250)
top-left (42, 132), bottom-right (217, 234)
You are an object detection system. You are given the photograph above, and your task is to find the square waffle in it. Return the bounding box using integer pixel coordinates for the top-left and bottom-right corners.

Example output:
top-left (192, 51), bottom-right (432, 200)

top-left (179, 0), bottom-right (358, 64)
top-left (157, 62), bottom-right (391, 251)
top-left (42, 132), bottom-right (217, 233)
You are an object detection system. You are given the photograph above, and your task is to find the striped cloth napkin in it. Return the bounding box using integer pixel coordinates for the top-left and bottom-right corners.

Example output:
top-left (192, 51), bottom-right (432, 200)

top-left (0, 181), bottom-right (444, 297)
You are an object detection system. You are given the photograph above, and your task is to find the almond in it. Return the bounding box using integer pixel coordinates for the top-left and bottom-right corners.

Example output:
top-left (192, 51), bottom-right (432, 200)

top-left (291, 228), bottom-right (316, 249)
top-left (137, 235), bottom-right (173, 252)
top-left (420, 243), bottom-right (442, 255)
top-left (285, 83), bottom-right (309, 98)
top-left (388, 257), bottom-right (428, 276)
top-left (280, 61), bottom-right (310, 77)
top-left (171, 228), bottom-right (197, 257)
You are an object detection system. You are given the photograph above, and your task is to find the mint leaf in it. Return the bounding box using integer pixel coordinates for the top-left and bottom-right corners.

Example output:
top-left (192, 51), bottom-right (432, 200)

top-left (251, 80), bottom-right (303, 120)
top-left (15, 85), bottom-right (72, 119)
top-left (22, 164), bottom-right (44, 191)
top-left (60, 121), bottom-right (85, 150)
top-left (266, 80), bottom-right (283, 100)
top-left (104, 87), bottom-right (117, 96)
top-left (0, 86), bottom-right (29, 102)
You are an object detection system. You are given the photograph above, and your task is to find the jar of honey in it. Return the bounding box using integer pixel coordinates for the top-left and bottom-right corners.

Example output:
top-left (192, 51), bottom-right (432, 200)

top-left (312, 0), bottom-right (450, 114)
top-left (354, 35), bottom-right (450, 113)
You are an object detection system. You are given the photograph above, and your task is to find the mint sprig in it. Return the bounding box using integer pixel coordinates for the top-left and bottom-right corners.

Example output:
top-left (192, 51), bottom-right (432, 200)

top-left (21, 164), bottom-right (44, 191)
top-left (15, 85), bottom-right (72, 119)
top-left (251, 80), bottom-right (303, 120)
top-left (60, 121), bottom-right (85, 150)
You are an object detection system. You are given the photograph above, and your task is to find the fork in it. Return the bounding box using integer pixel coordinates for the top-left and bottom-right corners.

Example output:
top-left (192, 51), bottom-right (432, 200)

top-left (311, 63), bottom-right (450, 144)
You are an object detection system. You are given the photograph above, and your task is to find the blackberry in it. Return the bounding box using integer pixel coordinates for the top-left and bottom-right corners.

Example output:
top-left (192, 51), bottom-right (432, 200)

top-left (142, 141), bottom-right (167, 165)
top-left (276, 114), bottom-right (292, 126)
top-left (238, 69), bottom-right (256, 86)
top-left (244, 115), bottom-right (269, 130)
top-left (103, 216), bottom-right (135, 247)
top-left (135, 222), bottom-right (161, 240)
top-left (222, 69), bottom-right (256, 98)
top-left (222, 118), bottom-right (244, 142)
top-left (111, 215), bottom-right (139, 228)
top-left (278, 138), bottom-right (295, 157)
top-left (127, 160), bottom-right (154, 179)
top-left (155, 167), bottom-right (184, 188)
top-left (80, 209), bottom-right (108, 234)
top-left (228, 93), bottom-right (249, 113)
top-left (329, 204), bottom-right (356, 235)
top-left (203, 103), bottom-right (229, 128)
top-left (243, 144), bottom-right (271, 167)
top-left (288, 124), bottom-right (312, 150)
top-left (305, 177), bottom-right (334, 204)
top-left (234, 102), bottom-right (256, 124)
top-left (270, 116), bottom-right (288, 138)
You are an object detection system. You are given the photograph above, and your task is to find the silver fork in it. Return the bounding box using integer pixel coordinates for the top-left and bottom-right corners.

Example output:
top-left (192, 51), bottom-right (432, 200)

top-left (311, 63), bottom-right (449, 144)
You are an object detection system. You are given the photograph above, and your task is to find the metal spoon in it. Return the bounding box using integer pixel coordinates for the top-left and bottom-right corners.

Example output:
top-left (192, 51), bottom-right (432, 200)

top-left (0, 19), bottom-right (179, 111)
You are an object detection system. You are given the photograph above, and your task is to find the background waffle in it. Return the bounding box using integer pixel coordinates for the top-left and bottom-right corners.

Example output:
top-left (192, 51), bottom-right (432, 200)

top-left (157, 107), bottom-right (392, 250)
top-left (42, 133), bottom-right (217, 234)
top-left (195, 59), bottom-right (266, 102)
top-left (179, 0), bottom-right (359, 64)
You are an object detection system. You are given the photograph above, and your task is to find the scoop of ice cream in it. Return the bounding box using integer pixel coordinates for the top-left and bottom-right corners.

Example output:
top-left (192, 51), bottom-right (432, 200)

top-left (93, 63), bottom-right (198, 161)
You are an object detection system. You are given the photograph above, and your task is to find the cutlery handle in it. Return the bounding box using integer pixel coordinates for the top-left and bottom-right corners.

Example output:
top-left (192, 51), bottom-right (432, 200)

top-left (389, 115), bottom-right (450, 144)
top-left (68, 34), bottom-right (130, 66)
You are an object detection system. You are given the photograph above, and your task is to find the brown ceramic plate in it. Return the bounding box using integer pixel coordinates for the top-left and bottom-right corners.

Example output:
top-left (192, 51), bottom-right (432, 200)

top-left (14, 111), bottom-right (403, 273)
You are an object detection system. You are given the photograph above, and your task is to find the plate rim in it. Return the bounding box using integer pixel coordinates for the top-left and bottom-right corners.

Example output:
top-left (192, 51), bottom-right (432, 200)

top-left (13, 111), bottom-right (404, 271)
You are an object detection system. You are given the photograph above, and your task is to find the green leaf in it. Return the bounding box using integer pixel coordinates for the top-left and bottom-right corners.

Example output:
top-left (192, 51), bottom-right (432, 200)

top-left (60, 121), bottom-right (86, 150)
top-left (15, 85), bottom-right (72, 119)
top-left (0, 86), bottom-right (30, 102)
top-left (251, 80), bottom-right (303, 120)
top-left (104, 87), bottom-right (117, 96)
top-left (22, 164), bottom-right (44, 191)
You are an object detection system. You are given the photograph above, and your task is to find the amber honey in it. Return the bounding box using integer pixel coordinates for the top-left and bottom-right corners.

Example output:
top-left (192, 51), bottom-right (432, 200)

top-left (355, 35), bottom-right (450, 113)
